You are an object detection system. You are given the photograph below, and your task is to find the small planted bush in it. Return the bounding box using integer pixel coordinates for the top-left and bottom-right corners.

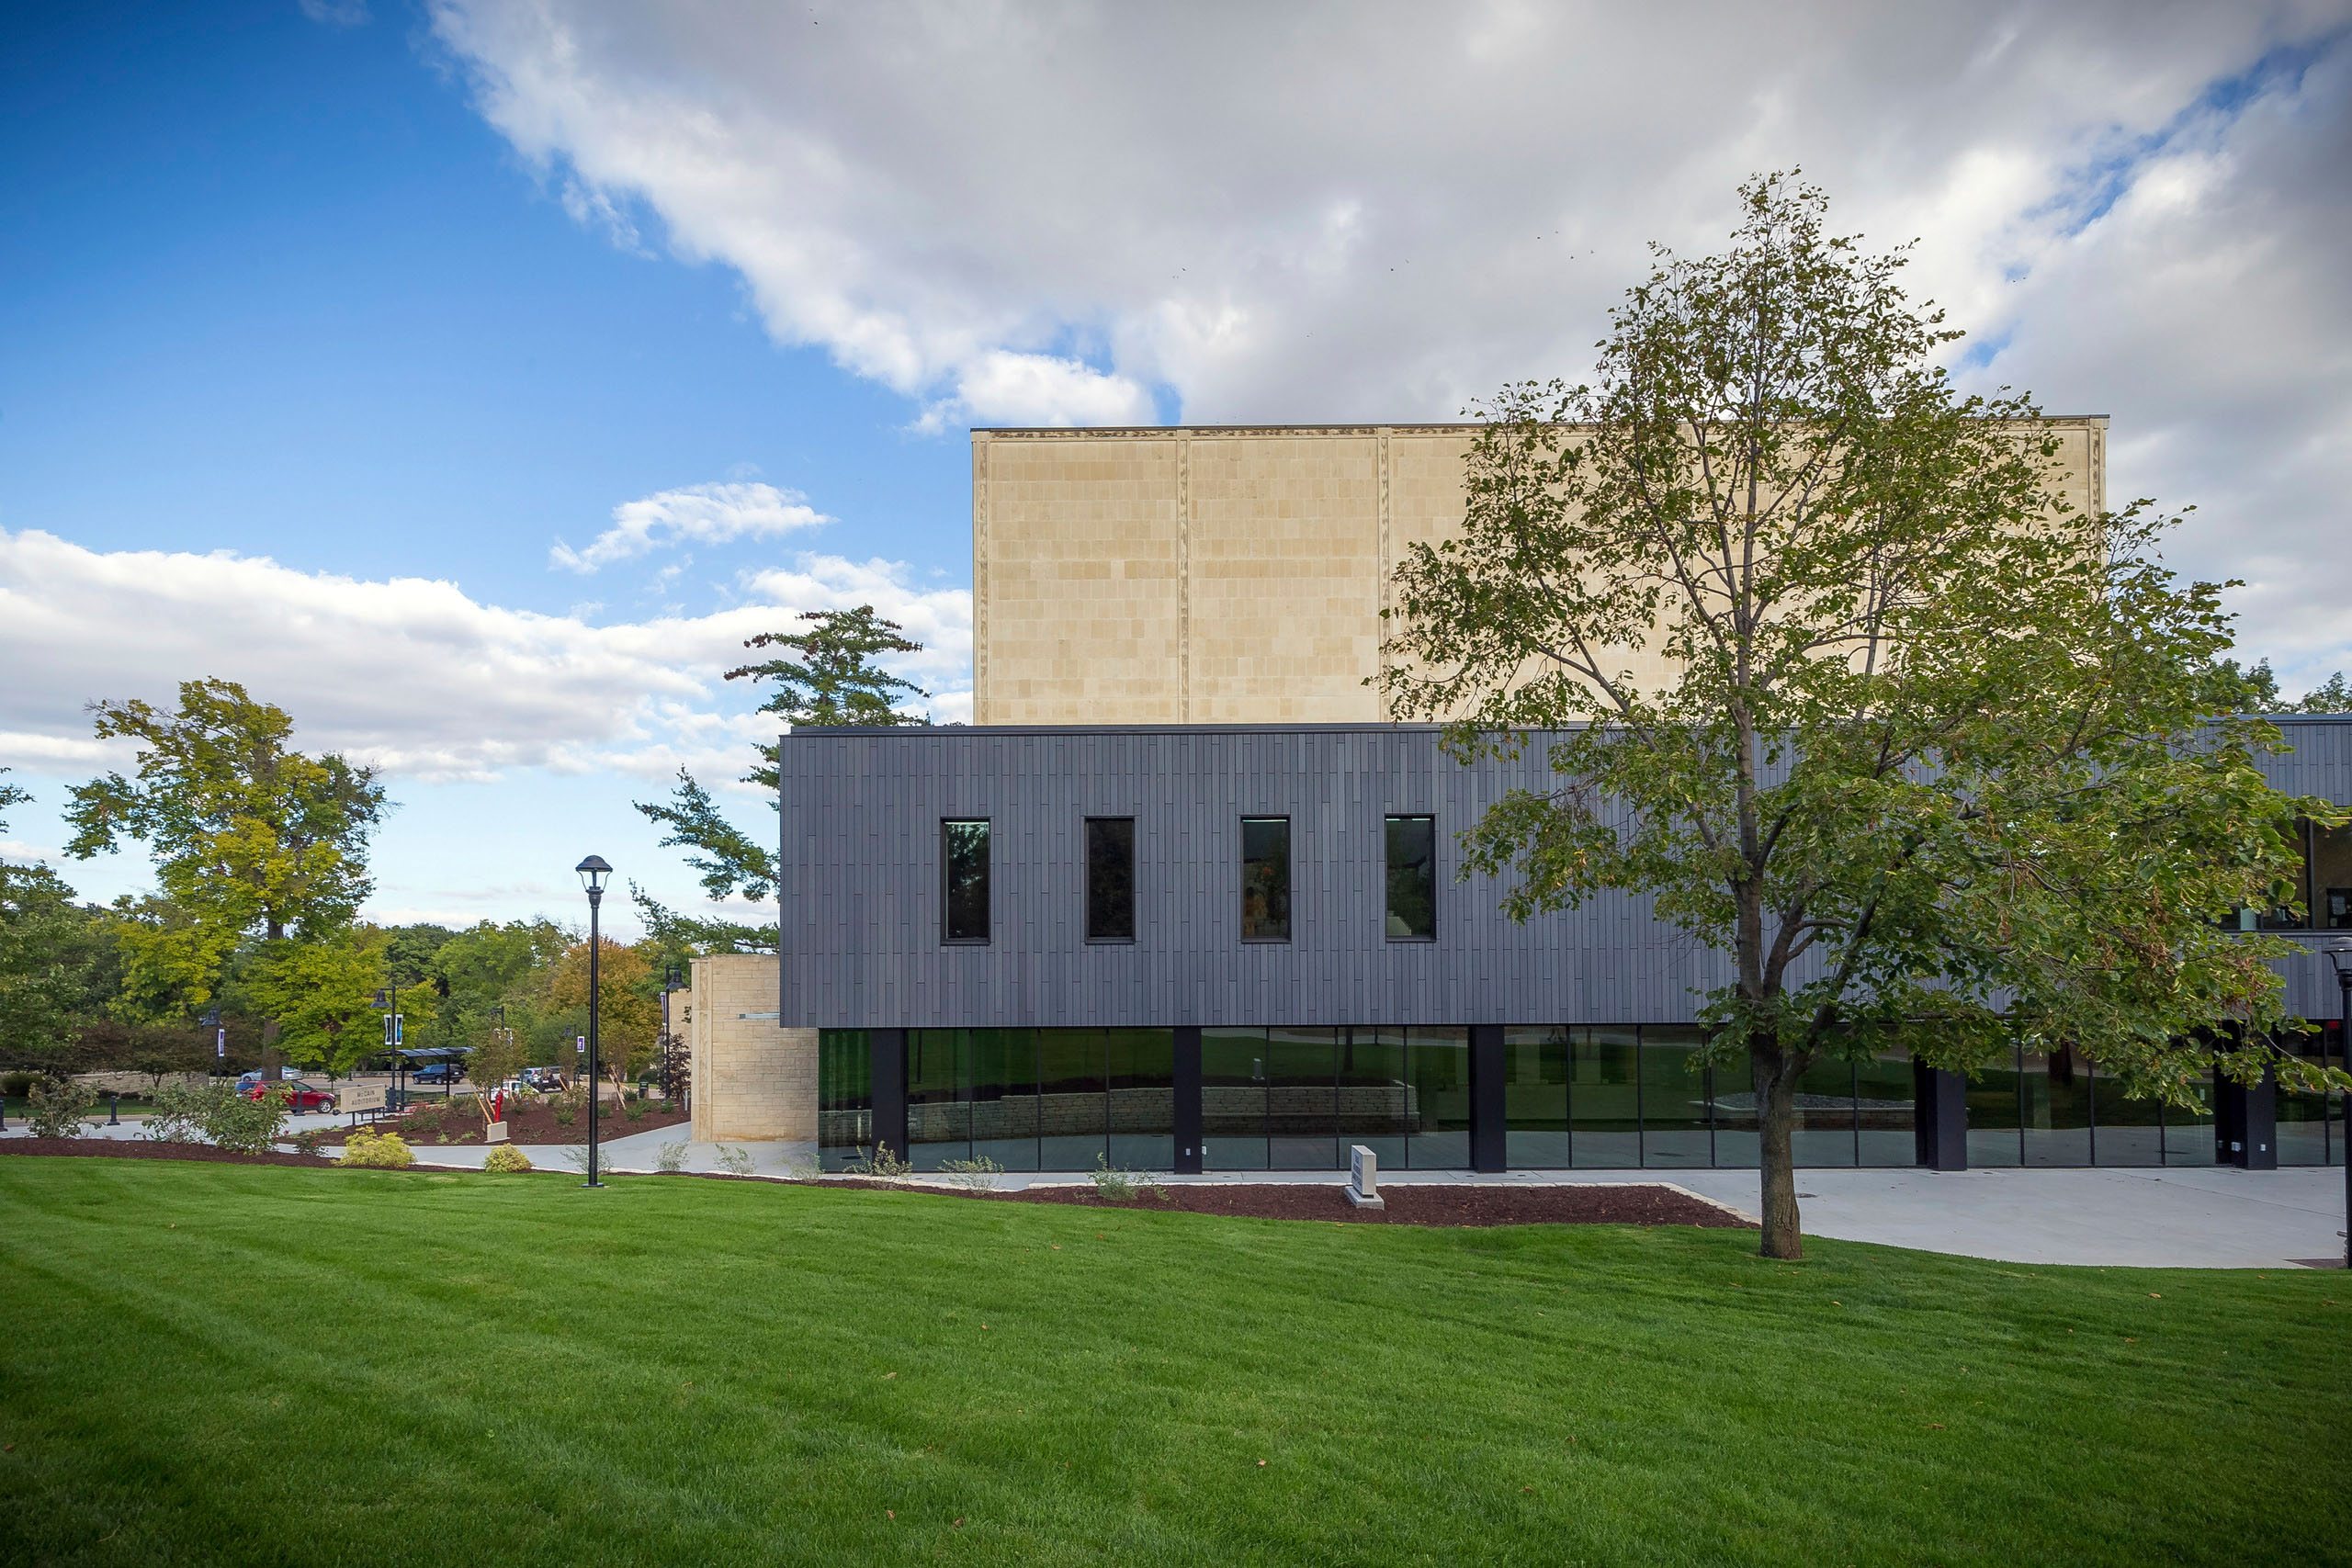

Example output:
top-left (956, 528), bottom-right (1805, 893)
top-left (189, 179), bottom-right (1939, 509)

top-left (1, 1070), bottom-right (37, 1100)
top-left (939, 1156), bottom-right (1004, 1192)
top-left (715, 1145), bottom-right (755, 1177)
top-left (1088, 1154), bottom-right (1164, 1202)
top-left (482, 1144), bottom-right (533, 1174)
top-left (25, 1079), bottom-right (99, 1139)
top-left (622, 1099), bottom-right (647, 1122)
top-left (342, 1130), bottom-right (415, 1168)
top-left (847, 1143), bottom-right (911, 1181)
top-left (656, 1140), bottom-right (687, 1174)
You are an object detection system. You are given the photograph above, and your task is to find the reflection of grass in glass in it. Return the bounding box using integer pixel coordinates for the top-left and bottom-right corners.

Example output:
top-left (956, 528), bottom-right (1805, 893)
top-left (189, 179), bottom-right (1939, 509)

top-left (2, 1156), bottom-right (2338, 1565)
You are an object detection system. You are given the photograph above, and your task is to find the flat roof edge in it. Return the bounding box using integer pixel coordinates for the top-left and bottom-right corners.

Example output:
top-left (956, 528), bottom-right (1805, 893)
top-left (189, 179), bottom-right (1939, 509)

top-left (971, 416), bottom-right (2112, 437)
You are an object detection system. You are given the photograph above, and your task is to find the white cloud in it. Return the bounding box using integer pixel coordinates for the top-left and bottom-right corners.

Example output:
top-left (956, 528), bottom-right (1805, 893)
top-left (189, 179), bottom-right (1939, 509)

top-left (429, 0), bottom-right (2352, 675)
top-left (299, 0), bottom-right (370, 28)
top-left (550, 480), bottom-right (830, 573)
top-left (0, 528), bottom-right (971, 786)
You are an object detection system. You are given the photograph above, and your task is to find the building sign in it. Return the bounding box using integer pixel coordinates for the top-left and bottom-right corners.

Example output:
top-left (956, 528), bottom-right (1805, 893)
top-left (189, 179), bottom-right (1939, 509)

top-left (339, 1083), bottom-right (389, 1113)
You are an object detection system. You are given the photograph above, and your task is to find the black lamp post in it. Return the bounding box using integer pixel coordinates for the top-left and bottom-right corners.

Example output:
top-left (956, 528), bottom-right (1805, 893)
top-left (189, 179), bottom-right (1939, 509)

top-left (577, 855), bottom-right (612, 1189)
top-left (2327, 941), bottom-right (2352, 1270)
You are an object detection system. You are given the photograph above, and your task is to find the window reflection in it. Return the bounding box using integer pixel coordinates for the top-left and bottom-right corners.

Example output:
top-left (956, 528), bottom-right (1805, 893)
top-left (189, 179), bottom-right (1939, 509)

top-left (1241, 818), bottom-right (1291, 940)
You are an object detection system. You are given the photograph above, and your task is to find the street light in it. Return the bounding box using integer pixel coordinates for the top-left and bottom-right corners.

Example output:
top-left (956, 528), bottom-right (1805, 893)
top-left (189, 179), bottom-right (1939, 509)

top-left (576, 855), bottom-right (613, 1189)
top-left (2326, 940), bottom-right (2352, 1270)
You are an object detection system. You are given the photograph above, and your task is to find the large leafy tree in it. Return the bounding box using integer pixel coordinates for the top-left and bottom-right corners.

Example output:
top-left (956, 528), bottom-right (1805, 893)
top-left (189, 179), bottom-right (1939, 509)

top-left (1382, 175), bottom-right (2346, 1258)
top-left (246, 930), bottom-right (387, 1083)
top-left (635, 605), bottom-right (931, 951)
top-left (0, 771), bottom-right (113, 1075)
top-left (63, 682), bottom-right (389, 1069)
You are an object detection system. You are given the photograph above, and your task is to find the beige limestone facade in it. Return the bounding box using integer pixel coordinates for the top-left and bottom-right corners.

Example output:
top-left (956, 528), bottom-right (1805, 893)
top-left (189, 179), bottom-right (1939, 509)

top-left (686, 953), bottom-right (814, 1145)
top-left (971, 421), bottom-right (2109, 726)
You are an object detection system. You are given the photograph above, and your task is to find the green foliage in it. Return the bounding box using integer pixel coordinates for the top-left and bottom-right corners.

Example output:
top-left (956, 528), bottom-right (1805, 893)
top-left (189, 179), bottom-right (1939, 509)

top-left (24, 1077), bottom-right (99, 1138)
top-left (632, 607), bottom-right (931, 946)
top-left (0, 862), bottom-right (112, 1073)
top-left (139, 1080), bottom-right (289, 1152)
top-left (246, 932), bottom-right (386, 1080)
top-left (481, 1143), bottom-right (533, 1174)
top-left (1382, 175), bottom-right (2351, 1256)
top-left (846, 1142), bottom-right (910, 1180)
top-left (64, 681), bottom-right (388, 960)
top-left (937, 1156), bottom-right (1003, 1192)
top-left (141, 1082), bottom-right (220, 1144)
top-left (203, 1085), bottom-right (291, 1155)
top-left (2218, 659), bottom-right (2352, 715)
top-left (713, 1145), bottom-right (754, 1177)
top-left (1, 1070), bottom-right (33, 1098)
top-left (341, 1128), bottom-right (413, 1168)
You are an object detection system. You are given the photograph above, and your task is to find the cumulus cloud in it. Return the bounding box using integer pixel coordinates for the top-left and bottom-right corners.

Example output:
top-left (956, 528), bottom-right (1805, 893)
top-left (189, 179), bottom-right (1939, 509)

top-left (0, 529), bottom-right (970, 786)
top-left (549, 480), bottom-right (831, 573)
top-left (429, 0), bottom-right (2352, 674)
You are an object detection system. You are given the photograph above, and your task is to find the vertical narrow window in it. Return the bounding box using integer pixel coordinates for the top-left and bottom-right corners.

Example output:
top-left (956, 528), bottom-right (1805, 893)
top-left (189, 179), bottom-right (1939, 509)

top-left (943, 818), bottom-right (990, 943)
top-left (1240, 817), bottom-right (1291, 941)
top-left (1385, 814), bottom-right (1436, 940)
top-left (1086, 817), bottom-right (1136, 942)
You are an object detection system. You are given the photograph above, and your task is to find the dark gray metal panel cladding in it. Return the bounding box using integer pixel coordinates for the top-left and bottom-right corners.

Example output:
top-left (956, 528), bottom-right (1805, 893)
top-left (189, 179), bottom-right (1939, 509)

top-left (780, 718), bottom-right (2352, 1031)
top-left (780, 725), bottom-right (1730, 1030)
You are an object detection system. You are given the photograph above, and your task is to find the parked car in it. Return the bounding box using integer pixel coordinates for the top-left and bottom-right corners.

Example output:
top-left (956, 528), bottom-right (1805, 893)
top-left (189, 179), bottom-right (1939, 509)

top-left (409, 1062), bottom-right (462, 1085)
top-left (242, 1080), bottom-right (336, 1111)
top-left (520, 1066), bottom-right (566, 1092)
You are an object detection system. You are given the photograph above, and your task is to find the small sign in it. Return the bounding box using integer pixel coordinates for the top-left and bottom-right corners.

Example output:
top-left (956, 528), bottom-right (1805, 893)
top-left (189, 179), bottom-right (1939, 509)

top-left (215, 1029), bottom-right (226, 1059)
top-left (1346, 1144), bottom-right (1384, 1210)
top-left (485, 1122), bottom-right (509, 1145)
top-left (339, 1083), bottom-right (389, 1113)
top-left (575, 1035), bottom-right (586, 1055)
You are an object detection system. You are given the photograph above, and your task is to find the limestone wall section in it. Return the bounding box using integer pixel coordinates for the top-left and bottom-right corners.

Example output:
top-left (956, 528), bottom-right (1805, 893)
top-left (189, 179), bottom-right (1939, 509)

top-left (973, 420), bottom-right (2108, 726)
top-left (686, 953), bottom-right (812, 1143)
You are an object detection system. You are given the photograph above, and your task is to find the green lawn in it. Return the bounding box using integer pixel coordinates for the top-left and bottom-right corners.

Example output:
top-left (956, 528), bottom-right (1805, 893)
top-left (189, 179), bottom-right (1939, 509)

top-left (1, 1159), bottom-right (2344, 1566)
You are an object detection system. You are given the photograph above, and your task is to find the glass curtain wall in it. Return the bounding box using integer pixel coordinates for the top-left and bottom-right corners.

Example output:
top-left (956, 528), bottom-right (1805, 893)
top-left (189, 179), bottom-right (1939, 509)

top-left (1502, 1026), bottom-right (1572, 1168)
top-left (817, 1029), bottom-right (872, 1172)
top-left (1640, 1026), bottom-right (1711, 1168)
top-left (1968, 1034), bottom-right (2212, 1166)
top-left (2276, 1022), bottom-right (2340, 1166)
top-left (1855, 1047), bottom-right (1917, 1166)
top-left (1199, 1025), bottom-right (1470, 1169)
top-left (903, 1028), bottom-right (1173, 1172)
top-left (1570, 1026), bottom-right (1642, 1168)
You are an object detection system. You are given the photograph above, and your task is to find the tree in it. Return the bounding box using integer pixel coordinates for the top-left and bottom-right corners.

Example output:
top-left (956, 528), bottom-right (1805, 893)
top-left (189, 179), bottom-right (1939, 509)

top-left (246, 931), bottom-right (387, 1083)
top-left (547, 938), bottom-right (659, 1097)
top-left (0, 770), bottom-right (114, 1075)
top-left (62, 682), bottom-right (389, 1067)
top-left (634, 606), bottom-right (933, 950)
top-left (1381, 175), bottom-right (2347, 1259)
top-left (465, 1025), bottom-right (526, 1133)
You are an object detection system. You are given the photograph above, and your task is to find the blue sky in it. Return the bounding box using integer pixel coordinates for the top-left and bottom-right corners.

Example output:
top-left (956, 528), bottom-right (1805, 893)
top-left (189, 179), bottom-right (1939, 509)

top-left (4, 1), bottom-right (2347, 936)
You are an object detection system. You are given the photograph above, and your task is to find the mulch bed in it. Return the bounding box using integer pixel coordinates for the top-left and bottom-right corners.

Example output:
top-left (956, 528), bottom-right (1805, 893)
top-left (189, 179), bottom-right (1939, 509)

top-left (313, 1099), bottom-right (690, 1147)
top-left (773, 1176), bottom-right (1756, 1228)
top-left (0, 1137), bottom-right (337, 1168)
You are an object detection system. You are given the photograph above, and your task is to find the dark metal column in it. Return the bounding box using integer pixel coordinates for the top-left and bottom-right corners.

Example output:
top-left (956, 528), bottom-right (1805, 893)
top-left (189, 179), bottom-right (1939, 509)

top-left (1914, 1058), bottom-right (1968, 1171)
top-left (871, 1028), bottom-right (908, 1164)
top-left (2217, 1069), bottom-right (2278, 1169)
top-left (1173, 1026), bottom-right (1204, 1174)
top-left (1469, 1023), bottom-right (1506, 1173)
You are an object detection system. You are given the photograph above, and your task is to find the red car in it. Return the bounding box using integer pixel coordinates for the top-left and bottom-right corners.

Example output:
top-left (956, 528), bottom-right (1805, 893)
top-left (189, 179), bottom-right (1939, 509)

top-left (241, 1081), bottom-right (337, 1111)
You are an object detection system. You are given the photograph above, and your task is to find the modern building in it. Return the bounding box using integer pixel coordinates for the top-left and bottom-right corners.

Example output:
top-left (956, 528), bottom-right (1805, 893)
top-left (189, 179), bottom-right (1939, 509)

top-left (688, 423), bottom-right (2349, 1178)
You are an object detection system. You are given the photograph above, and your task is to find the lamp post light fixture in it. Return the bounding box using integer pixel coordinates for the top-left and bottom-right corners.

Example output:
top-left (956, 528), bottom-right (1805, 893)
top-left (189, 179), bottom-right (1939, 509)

top-left (576, 855), bottom-right (613, 1189)
top-left (2326, 940), bottom-right (2352, 1270)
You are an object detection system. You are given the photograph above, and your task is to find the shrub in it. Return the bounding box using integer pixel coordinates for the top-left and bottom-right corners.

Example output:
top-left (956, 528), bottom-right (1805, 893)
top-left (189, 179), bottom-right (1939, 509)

top-left (142, 1083), bottom-right (217, 1144)
top-left (622, 1099), bottom-right (647, 1122)
top-left (939, 1156), bottom-right (1003, 1192)
top-left (25, 1078), bottom-right (99, 1139)
top-left (289, 1127), bottom-right (326, 1156)
top-left (2, 1071), bottom-right (36, 1100)
top-left (551, 1099), bottom-right (578, 1127)
top-left (342, 1130), bottom-right (414, 1168)
top-left (715, 1145), bottom-right (755, 1177)
top-left (482, 1144), bottom-right (533, 1174)
top-left (1088, 1154), bottom-right (1164, 1202)
top-left (204, 1087), bottom-right (291, 1155)
top-left (401, 1101), bottom-right (448, 1135)
top-left (656, 1140), bottom-right (687, 1174)
top-left (846, 1143), bottom-right (911, 1180)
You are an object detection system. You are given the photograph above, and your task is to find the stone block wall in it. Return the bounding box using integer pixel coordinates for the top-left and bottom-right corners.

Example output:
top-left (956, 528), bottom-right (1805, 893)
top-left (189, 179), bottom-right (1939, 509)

top-left (687, 953), bottom-right (814, 1143)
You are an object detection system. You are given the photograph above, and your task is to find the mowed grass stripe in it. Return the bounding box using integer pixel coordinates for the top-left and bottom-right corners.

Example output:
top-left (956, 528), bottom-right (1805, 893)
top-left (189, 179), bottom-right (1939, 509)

top-left (1, 1158), bottom-right (2343, 1566)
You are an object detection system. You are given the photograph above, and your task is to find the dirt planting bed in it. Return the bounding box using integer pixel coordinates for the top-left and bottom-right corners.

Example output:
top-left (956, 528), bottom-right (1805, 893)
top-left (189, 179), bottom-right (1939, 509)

top-left (314, 1099), bottom-right (689, 1147)
top-left (771, 1176), bottom-right (1756, 1228)
top-left (0, 1137), bottom-right (338, 1168)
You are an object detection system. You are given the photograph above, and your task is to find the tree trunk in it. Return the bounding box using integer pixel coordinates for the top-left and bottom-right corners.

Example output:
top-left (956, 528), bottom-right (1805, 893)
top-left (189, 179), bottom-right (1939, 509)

top-left (1754, 1044), bottom-right (1804, 1260)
